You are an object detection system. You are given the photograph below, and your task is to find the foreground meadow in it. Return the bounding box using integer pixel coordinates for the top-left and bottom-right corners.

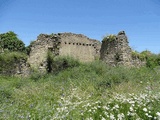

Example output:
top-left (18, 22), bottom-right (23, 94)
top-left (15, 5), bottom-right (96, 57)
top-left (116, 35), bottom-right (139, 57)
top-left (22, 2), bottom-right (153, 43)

top-left (0, 61), bottom-right (160, 120)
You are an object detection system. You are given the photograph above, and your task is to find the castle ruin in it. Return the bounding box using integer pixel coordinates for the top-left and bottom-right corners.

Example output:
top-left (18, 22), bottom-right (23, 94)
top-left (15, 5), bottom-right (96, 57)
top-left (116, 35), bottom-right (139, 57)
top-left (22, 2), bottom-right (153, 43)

top-left (27, 31), bottom-right (144, 72)
top-left (0, 31), bottom-right (145, 76)
top-left (27, 33), bottom-right (101, 71)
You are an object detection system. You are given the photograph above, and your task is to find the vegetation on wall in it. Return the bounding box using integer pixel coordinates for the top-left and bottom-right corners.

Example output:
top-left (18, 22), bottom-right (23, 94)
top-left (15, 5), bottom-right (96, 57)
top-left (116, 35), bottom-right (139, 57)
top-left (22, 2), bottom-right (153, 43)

top-left (102, 34), bottom-right (116, 42)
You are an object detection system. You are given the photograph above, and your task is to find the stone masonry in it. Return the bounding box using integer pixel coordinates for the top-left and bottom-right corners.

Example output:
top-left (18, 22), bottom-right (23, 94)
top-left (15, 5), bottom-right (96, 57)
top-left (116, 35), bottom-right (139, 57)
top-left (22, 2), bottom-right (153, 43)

top-left (27, 32), bottom-right (101, 71)
top-left (100, 31), bottom-right (144, 67)
top-left (0, 31), bottom-right (146, 76)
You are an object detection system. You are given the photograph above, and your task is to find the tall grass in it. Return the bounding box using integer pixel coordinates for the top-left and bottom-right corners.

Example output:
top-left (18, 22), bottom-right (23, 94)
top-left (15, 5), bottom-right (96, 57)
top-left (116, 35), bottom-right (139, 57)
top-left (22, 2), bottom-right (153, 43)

top-left (0, 59), bottom-right (160, 119)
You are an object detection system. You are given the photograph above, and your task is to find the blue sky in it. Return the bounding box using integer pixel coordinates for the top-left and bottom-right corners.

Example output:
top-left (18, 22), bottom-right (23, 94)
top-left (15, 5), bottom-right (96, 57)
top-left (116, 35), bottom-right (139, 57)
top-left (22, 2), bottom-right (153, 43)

top-left (0, 0), bottom-right (160, 53)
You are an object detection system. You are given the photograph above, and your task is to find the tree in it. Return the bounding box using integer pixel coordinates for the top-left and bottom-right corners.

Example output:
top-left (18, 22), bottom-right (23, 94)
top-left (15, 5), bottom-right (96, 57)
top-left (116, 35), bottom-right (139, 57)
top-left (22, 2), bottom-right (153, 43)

top-left (0, 31), bottom-right (25, 52)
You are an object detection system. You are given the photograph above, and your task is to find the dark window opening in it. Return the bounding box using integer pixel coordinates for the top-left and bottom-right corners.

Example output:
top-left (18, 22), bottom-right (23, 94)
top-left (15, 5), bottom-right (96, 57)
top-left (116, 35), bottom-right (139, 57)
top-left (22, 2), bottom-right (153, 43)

top-left (115, 53), bottom-right (120, 62)
top-left (40, 63), bottom-right (43, 66)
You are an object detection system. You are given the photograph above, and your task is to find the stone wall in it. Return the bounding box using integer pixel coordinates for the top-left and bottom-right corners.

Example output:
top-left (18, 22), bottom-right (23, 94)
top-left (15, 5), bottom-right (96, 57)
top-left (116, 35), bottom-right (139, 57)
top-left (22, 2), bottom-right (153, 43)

top-left (0, 31), bottom-right (147, 76)
top-left (27, 33), bottom-right (101, 71)
top-left (1, 31), bottom-right (146, 76)
top-left (58, 33), bottom-right (101, 62)
top-left (27, 34), bottom-right (59, 72)
top-left (100, 31), bottom-right (145, 67)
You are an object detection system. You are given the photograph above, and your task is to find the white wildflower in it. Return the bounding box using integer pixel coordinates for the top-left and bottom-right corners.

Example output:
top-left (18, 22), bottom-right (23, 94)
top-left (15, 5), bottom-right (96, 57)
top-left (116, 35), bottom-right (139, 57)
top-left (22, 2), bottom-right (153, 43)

top-left (154, 117), bottom-right (157, 119)
top-left (156, 112), bottom-right (160, 120)
top-left (93, 106), bottom-right (97, 110)
top-left (86, 117), bottom-right (93, 120)
top-left (143, 108), bottom-right (147, 112)
top-left (128, 111), bottom-right (136, 116)
top-left (156, 112), bottom-right (160, 116)
top-left (114, 104), bottom-right (119, 109)
top-left (145, 113), bottom-right (148, 116)
top-left (88, 109), bottom-right (92, 112)
top-left (98, 106), bottom-right (101, 108)
top-left (117, 113), bottom-right (125, 120)
top-left (112, 104), bottom-right (119, 110)
top-left (103, 106), bottom-right (109, 110)
top-left (129, 100), bottom-right (135, 104)
top-left (129, 106), bottom-right (134, 112)
top-left (110, 114), bottom-right (115, 120)
top-left (104, 111), bottom-right (108, 116)
top-left (102, 117), bottom-right (106, 120)
top-left (148, 115), bottom-right (152, 118)
top-left (136, 118), bottom-right (141, 120)
top-left (95, 101), bottom-right (101, 104)
top-left (86, 103), bottom-right (91, 107)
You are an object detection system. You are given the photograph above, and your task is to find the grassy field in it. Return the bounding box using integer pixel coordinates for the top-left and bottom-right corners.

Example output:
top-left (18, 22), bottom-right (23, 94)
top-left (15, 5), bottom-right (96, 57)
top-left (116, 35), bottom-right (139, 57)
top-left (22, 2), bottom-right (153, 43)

top-left (0, 60), bottom-right (160, 120)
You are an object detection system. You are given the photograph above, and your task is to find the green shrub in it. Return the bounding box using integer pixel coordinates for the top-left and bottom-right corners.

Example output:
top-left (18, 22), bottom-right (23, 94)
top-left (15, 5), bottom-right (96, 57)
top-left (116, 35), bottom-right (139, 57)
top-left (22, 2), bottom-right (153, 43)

top-left (0, 52), bottom-right (27, 75)
top-left (131, 51), bottom-right (146, 61)
top-left (141, 50), bottom-right (160, 68)
top-left (47, 51), bottom-right (80, 73)
top-left (132, 50), bottom-right (160, 68)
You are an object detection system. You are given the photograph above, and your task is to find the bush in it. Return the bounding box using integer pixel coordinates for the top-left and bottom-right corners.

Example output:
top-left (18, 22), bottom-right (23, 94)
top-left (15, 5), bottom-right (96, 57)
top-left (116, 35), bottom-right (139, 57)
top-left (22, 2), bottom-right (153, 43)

top-left (0, 52), bottom-right (27, 75)
top-left (132, 50), bottom-right (160, 68)
top-left (141, 50), bottom-right (160, 68)
top-left (131, 51), bottom-right (146, 61)
top-left (47, 51), bottom-right (80, 73)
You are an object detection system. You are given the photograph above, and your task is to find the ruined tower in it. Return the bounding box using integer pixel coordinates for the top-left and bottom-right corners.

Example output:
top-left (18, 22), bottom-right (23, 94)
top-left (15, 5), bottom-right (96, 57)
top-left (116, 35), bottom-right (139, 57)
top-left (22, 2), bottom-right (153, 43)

top-left (100, 31), bottom-right (133, 66)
